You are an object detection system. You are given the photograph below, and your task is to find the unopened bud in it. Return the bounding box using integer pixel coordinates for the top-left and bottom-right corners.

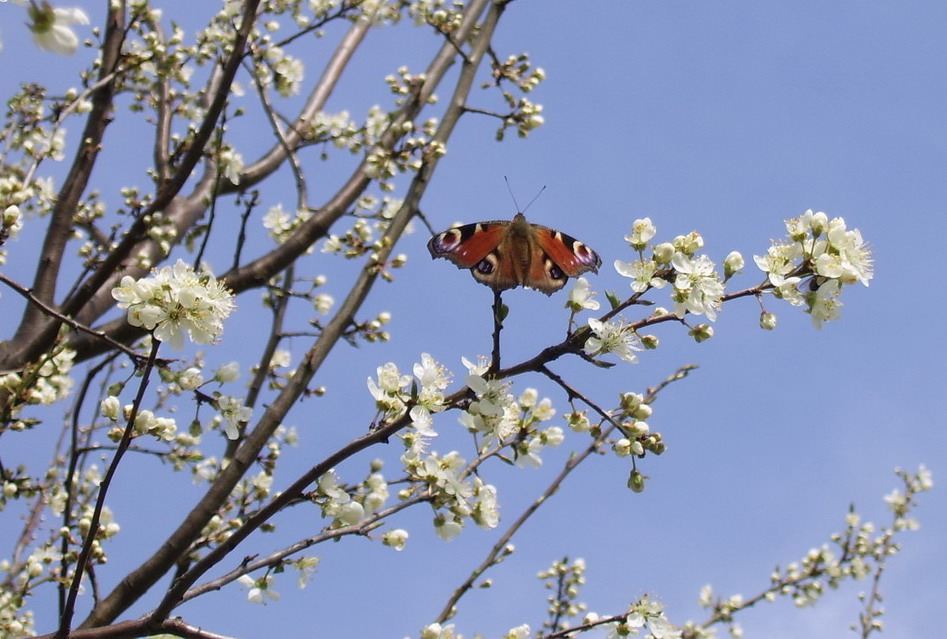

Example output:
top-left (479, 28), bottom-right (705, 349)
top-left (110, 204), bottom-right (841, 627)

top-left (760, 311), bottom-right (777, 330)
top-left (628, 469), bottom-right (647, 493)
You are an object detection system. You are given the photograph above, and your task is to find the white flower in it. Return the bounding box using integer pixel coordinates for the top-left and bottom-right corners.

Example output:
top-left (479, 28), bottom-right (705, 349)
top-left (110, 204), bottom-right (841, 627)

top-left (376, 362), bottom-right (410, 393)
top-left (518, 388), bottom-right (538, 408)
top-left (337, 500), bottom-right (364, 525)
top-left (263, 204), bottom-right (292, 243)
top-left (465, 374), bottom-right (513, 419)
top-left (434, 517), bottom-right (463, 541)
top-left (367, 362), bottom-right (411, 421)
top-left (625, 217), bottom-right (657, 248)
top-left (504, 624), bottom-right (531, 639)
top-left (542, 425), bottom-right (564, 446)
top-left (216, 395), bottom-right (252, 440)
top-left (179, 367), bottom-right (204, 390)
top-left (100, 396), bottom-right (120, 420)
top-left (2, 205), bottom-right (23, 239)
top-left (321, 235), bottom-right (342, 253)
top-left (28, 3), bottom-right (89, 55)
top-left (363, 473), bottom-right (389, 514)
top-left (807, 279), bottom-right (842, 328)
top-left (566, 277), bottom-right (600, 312)
top-left (670, 253), bottom-right (724, 320)
top-left (754, 241), bottom-right (804, 287)
top-left (312, 293), bottom-right (334, 315)
top-left (269, 350), bottom-right (291, 369)
top-left (133, 409), bottom-right (177, 441)
top-left (698, 584), bottom-right (714, 608)
top-left (238, 574), bottom-right (280, 604)
top-left (214, 361), bottom-right (240, 382)
top-left (111, 260), bottom-right (235, 350)
top-left (566, 410), bottom-right (592, 432)
top-left (471, 480), bottom-right (499, 529)
top-left (786, 209), bottom-right (828, 240)
top-left (219, 148), bottom-right (243, 185)
top-left (673, 231), bottom-right (703, 255)
top-left (293, 556), bottom-right (320, 589)
top-left (382, 528), bottom-right (409, 550)
top-left (826, 219), bottom-right (873, 285)
top-left (585, 318), bottom-right (641, 364)
top-left (409, 404), bottom-right (437, 437)
top-left (517, 437), bottom-right (545, 468)
top-left (774, 276), bottom-right (804, 306)
top-left (615, 258), bottom-right (666, 293)
top-left (421, 623), bottom-right (457, 639)
top-left (414, 353), bottom-right (450, 394)
top-left (461, 355), bottom-right (490, 377)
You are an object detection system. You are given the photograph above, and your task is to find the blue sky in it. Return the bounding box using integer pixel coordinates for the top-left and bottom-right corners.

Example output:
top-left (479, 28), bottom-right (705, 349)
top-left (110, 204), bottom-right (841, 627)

top-left (1, 1), bottom-right (944, 637)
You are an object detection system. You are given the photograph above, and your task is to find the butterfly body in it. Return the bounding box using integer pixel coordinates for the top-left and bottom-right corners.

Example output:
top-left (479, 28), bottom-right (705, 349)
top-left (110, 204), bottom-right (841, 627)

top-left (427, 213), bottom-right (601, 295)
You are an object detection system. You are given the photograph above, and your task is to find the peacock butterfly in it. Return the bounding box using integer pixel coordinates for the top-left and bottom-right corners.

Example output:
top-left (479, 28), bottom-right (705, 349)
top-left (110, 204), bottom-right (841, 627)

top-left (427, 213), bottom-right (601, 295)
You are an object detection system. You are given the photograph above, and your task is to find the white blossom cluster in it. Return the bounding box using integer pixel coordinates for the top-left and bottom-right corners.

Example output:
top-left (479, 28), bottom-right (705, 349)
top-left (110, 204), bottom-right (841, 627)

top-left (319, 195), bottom-right (408, 270)
top-left (689, 465), bottom-right (931, 637)
top-left (591, 211), bottom-right (872, 359)
top-left (754, 210), bottom-right (873, 327)
top-left (460, 375), bottom-right (563, 467)
top-left (538, 557), bottom-right (588, 633)
top-left (366, 352), bottom-right (451, 433)
top-left (574, 596), bottom-right (680, 639)
top-left (615, 219), bottom-right (725, 321)
top-left (3, 89), bottom-right (69, 180)
top-left (111, 259), bottom-right (235, 350)
top-left (0, 346), bottom-right (75, 426)
top-left (315, 468), bottom-right (390, 528)
top-left (367, 354), bottom-right (512, 540)
top-left (304, 105), bottom-right (395, 156)
top-left (409, 1), bottom-right (465, 32)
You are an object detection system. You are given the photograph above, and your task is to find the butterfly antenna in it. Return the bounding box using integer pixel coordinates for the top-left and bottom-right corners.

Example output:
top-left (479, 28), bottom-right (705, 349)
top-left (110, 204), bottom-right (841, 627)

top-left (523, 185), bottom-right (546, 214)
top-left (503, 176), bottom-right (521, 213)
top-left (504, 176), bottom-right (546, 214)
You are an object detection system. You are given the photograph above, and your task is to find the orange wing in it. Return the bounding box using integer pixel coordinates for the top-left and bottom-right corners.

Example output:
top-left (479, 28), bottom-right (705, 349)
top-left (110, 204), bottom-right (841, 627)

top-left (428, 214), bottom-right (601, 295)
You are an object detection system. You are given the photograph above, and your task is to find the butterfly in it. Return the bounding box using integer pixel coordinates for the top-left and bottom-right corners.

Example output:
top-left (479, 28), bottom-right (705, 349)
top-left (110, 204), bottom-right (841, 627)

top-left (427, 213), bottom-right (601, 295)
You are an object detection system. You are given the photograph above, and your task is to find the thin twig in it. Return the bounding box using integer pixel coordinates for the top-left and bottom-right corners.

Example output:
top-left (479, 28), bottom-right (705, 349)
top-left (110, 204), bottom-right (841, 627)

top-left (0, 273), bottom-right (148, 370)
top-left (57, 340), bottom-right (161, 637)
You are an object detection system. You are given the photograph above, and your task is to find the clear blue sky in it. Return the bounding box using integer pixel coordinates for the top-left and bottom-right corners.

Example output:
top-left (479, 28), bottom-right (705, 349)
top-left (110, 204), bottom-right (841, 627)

top-left (1, 1), bottom-right (944, 637)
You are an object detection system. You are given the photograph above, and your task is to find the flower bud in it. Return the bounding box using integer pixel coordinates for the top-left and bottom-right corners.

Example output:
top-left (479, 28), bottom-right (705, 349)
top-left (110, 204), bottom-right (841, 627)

top-left (653, 242), bottom-right (675, 264)
top-left (382, 528), bottom-right (408, 551)
top-left (689, 324), bottom-right (714, 343)
top-left (723, 251), bottom-right (744, 279)
top-left (640, 334), bottom-right (659, 349)
top-left (613, 438), bottom-right (632, 457)
top-left (628, 469), bottom-right (647, 493)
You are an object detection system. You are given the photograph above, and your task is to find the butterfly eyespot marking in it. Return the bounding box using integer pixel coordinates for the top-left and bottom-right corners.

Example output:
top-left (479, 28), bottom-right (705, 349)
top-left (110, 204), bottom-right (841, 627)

top-left (546, 259), bottom-right (566, 281)
top-left (475, 254), bottom-right (498, 275)
top-left (431, 229), bottom-right (463, 252)
top-left (571, 241), bottom-right (599, 267)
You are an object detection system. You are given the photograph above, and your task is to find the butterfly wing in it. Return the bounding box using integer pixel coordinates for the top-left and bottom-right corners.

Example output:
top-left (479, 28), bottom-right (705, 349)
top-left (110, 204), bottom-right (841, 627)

top-left (429, 219), bottom-right (533, 292)
top-left (524, 224), bottom-right (602, 295)
top-left (428, 214), bottom-right (601, 295)
top-left (427, 220), bottom-right (509, 266)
